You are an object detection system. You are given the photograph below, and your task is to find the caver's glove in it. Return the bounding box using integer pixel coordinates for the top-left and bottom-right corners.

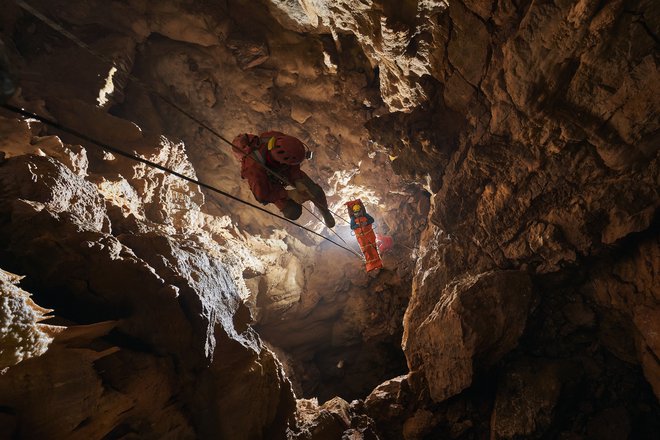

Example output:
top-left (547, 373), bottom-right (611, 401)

top-left (232, 133), bottom-right (261, 161)
top-left (240, 134), bottom-right (260, 149)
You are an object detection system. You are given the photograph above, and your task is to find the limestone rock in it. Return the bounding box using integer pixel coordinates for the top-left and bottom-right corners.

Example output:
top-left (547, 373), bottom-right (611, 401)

top-left (433, 140), bottom-right (658, 273)
top-left (364, 375), bottom-right (414, 439)
top-left (447, 0), bottom-right (489, 87)
top-left (0, 117), bottom-right (34, 158)
top-left (0, 268), bottom-right (62, 368)
top-left (0, 120), bottom-right (295, 438)
top-left (0, 154), bottom-right (108, 232)
top-left (402, 409), bottom-right (436, 440)
top-left (226, 32), bottom-right (270, 69)
top-left (293, 397), bottom-right (352, 440)
top-left (32, 135), bottom-right (89, 176)
top-left (291, 397), bottom-right (379, 440)
top-left (364, 375), bottom-right (409, 420)
top-left (404, 269), bottom-right (534, 402)
top-left (267, 0), bottom-right (450, 111)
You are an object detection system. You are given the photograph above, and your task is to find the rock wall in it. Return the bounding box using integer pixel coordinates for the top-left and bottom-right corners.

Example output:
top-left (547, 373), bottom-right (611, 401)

top-left (359, 0), bottom-right (659, 437)
top-left (0, 104), bottom-right (294, 438)
top-left (1, 0), bottom-right (658, 439)
top-left (2, 0), bottom-right (426, 411)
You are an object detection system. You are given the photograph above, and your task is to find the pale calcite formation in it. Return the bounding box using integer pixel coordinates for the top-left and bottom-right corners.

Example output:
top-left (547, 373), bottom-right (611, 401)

top-left (0, 269), bottom-right (62, 368)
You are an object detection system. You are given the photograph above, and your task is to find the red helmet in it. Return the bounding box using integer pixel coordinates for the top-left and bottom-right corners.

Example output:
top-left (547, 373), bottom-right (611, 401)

top-left (269, 135), bottom-right (306, 165)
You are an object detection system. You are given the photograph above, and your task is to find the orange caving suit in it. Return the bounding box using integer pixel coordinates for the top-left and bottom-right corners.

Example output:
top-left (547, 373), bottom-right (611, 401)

top-left (352, 215), bottom-right (383, 272)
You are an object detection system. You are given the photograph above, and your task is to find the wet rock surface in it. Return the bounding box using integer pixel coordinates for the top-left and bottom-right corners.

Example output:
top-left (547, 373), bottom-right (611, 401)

top-left (0, 0), bottom-right (658, 438)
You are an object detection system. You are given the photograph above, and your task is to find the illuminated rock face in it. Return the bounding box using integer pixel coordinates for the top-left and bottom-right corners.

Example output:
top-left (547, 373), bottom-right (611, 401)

top-left (0, 268), bottom-right (62, 369)
top-left (267, 0), bottom-right (450, 112)
top-left (0, 116), bottom-right (295, 439)
top-left (1, 0), bottom-right (659, 439)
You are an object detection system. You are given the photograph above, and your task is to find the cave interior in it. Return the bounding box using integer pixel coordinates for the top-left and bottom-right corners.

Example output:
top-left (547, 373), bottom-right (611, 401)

top-left (0, 0), bottom-right (658, 439)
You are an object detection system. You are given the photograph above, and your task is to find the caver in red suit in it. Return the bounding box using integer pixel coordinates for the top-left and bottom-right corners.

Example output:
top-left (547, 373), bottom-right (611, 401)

top-left (232, 131), bottom-right (335, 228)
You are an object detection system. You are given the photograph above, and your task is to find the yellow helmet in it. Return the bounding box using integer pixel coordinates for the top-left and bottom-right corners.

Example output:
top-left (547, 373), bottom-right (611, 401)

top-left (352, 204), bottom-right (361, 212)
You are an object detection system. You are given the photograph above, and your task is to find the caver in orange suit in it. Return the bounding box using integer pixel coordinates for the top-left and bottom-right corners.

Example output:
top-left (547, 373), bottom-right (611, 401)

top-left (346, 199), bottom-right (383, 272)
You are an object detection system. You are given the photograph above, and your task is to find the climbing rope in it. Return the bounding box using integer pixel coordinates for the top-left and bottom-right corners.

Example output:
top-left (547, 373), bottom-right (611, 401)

top-left (301, 204), bottom-right (361, 255)
top-left (1, 103), bottom-right (362, 258)
top-left (12, 0), bottom-right (357, 227)
top-left (11, 0), bottom-right (240, 153)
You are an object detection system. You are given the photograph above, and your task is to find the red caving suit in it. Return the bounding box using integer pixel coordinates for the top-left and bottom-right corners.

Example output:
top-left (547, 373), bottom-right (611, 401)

top-left (232, 131), bottom-right (327, 211)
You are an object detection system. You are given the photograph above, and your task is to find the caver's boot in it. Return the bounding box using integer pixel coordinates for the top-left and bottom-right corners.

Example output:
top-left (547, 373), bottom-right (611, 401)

top-left (319, 206), bottom-right (335, 228)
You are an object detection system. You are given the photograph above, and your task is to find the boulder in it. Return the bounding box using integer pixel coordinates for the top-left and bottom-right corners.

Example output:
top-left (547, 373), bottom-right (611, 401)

top-left (404, 270), bottom-right (534, 402)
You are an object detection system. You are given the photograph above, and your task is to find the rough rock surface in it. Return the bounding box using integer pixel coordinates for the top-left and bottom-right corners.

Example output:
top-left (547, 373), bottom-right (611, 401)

top-left (490, 358), bottom-right (564, 439)
top-left (0, 268), bottom-right (62, 369)
top-left (0, 115), bottom-right (295, 438)
top-left (404, 269), bottom-right (534, 402)
top-left (267, 0), bottom-right (450, 111)
top-left (586, 235), bottom-right (660, 399)
top-left (389, 0), bottom-right (658, 413)
top-left (292, 397), bottom-right (380, 440)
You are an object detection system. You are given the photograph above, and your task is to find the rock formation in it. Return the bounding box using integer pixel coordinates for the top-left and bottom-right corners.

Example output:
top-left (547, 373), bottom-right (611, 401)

top-left (0, 0), bottom-right (658, 439)
top-left (0, 115), bottom-right (295, 439)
